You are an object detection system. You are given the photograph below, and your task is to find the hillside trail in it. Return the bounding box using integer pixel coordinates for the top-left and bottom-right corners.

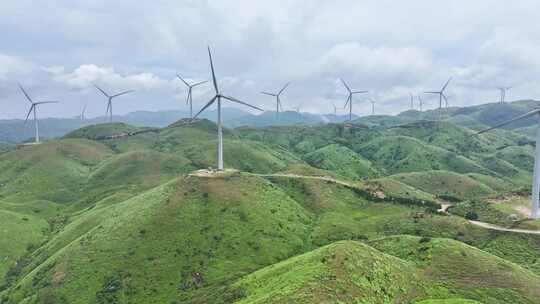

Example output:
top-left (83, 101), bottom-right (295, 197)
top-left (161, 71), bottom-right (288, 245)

top-left (249, 173), bottom-right (540, 235)
top-left (468, 220), bottom-right (540, 235)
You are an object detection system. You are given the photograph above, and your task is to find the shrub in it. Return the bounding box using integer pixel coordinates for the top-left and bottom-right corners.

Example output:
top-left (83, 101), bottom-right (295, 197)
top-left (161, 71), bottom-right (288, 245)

top-left (465, 211), bottom-right (479, 220)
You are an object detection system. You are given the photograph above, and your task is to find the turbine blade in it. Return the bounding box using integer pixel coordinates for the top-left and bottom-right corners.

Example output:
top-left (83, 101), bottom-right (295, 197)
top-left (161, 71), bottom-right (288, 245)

top-left (222, 95), bottom-right (264, 111)
top-left (441, 77), bottom-right (452, 92)
top-left (186, 90), bottom-right (191, 105)
top-left (478, 109), bottom-right (540, 134)
top-left (261, 92), bottom-right (277, 96)
top-left (278, 82), bottom-right (290, 95)
top-left (18, 84), bottom-right (33, 103)
top-left (424, 91), bottom-right (440, 94)
top-left (24, 105), bottom-right (34, 123)
top-left (111, 90), bottom-right (134, 98)
top-left (193, 95), bottom-right (217, 119)
top-left (340, 78), bottom-right (351, 93)
top-left (34, 101), bottom-right (59, 105)
top-left (343, 95), bottom-right (351, 108)
top-left (208, 46), bottom-right (219, 94)
top-left (176, 74), bottom-right (190, 87)
top-left (351, 90), bottom-right (368, 94)
top-left (192, 80), bottom-right (208, 87)
top-left (94, 84), bottom-right (110, 98)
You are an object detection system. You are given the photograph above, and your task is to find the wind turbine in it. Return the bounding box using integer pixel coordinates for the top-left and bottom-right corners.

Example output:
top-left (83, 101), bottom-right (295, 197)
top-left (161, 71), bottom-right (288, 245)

top-left (193, 46), bottom-right (264, 171)
top-left (261, 82), bottom-right (290, 120)
top-left (177, 75), bottom-right (208, 119)
top-left (341, 78), bottom-right (368, 121)
top-left (81, 104), bottom-right (87, 121)
top-left (425, 77), bottom-right (452, 119)
top-left (19, 84), bottom-right (58, 144)
top-left (498, 87), bottom-right (512, 104)
top-left (331, 102), bottom-right (338, 121)
top-left (478, 108), bottom-right (540, 219)
top-left (409, 92), bottom-right (415, 110)
top-left (93, 85), bottom-right (134, 123)
top-left (418, 95), bottom-right (423, 112)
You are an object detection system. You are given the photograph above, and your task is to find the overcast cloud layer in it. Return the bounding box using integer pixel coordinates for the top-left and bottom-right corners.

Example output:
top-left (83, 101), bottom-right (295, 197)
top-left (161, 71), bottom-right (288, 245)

top-left (1, 0), bottom-right (539, 119)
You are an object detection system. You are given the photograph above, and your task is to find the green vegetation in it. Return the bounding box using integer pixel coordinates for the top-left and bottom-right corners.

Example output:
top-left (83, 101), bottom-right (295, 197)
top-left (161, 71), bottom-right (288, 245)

top-left (1, 102), bottom-right (540, 303)
top-left (304, 144), bottom-right (378, 179)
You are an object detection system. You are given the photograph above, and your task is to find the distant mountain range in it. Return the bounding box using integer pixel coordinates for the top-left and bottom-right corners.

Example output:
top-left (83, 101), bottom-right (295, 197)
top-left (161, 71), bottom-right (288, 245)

top-left (0, 109), bottom-right (356, 143)
top-left (1, 99), bottom-right (538, 143)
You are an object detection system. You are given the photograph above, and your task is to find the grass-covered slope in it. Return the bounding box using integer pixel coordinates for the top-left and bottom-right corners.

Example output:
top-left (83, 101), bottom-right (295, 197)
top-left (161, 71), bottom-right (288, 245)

top-left (304, 144), bottom-right (378, 179)
top-left (0, 139), bottom-right (113, 204)
top-left (371, 235), bottom-right (540, 303)
top-left (389, 170), bottom-right (496, 200)
top-left (233, 241), bottom-right (420, 303)
top-left (3, 174), bottom-right (313, 304)
top-left (358, 136), bottom-right (487, 175)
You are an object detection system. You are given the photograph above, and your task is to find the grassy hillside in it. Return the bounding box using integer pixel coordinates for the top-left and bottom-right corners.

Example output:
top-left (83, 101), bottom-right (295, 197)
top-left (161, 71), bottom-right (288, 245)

top-left (371, 235), bottom-right (540, 303)
top-left (304, 144), bottom-right (378, 179)
top-left (233, 241), bottom-right (421, 303)
top-left (389, 170), bottom-right (496, 200)
top-left (358, 136), bottom-right (487, 175)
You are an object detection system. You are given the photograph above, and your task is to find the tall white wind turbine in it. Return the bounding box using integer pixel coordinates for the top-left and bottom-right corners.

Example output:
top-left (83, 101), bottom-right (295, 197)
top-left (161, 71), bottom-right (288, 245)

top-left (19, 84), bottom-right (58, 144)
top-left (478, 109), bottom-right (540, 219)
top-left (425, 77), bottom-right (452, 119)
top-left (177, 75), bottom-right (208, 119)
top-left (193, 46), bottom-right (264, 171)
top-left (341, 78), bottom-right (368, 121)
top-left (261, 82), bottom-right (290, 120)
top-left (94, 85), bottom-right (134, 123)
top-left (498, 87), bottom-right (512, 104)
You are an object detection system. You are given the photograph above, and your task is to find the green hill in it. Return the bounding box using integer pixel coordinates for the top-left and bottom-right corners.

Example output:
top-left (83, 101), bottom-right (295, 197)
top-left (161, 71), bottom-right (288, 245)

top-left (370, 235), bottom-right (540, 303)
top-left (389, 170), bottom-right (496, 200)
top-left (358, 136), bottom-right (487, 175)
top-left (233, 240), bottom-right (421, 303)
top-left (304, 144), bottom-right (378, 179)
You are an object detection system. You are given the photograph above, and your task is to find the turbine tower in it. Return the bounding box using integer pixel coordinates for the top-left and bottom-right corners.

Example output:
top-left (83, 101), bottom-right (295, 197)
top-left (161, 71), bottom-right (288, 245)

top-left (193, 46), bottom-right (264, 171)
top-left (94, 85), bottom-right (134, 123)
top-left (498, 87), bottom-right (512, 104)
top-left (341, 78), bottom-right (368, 121)
top-left (369, 98), bottom-right (376, 115)
top-left (332, 102), bottom-right (338, 121)
top-left (19, 84), bottom-right (58, 144)
top-left (177, 75), bottom-right (208, 119)
top-left (81, 104), bottom-right (87, 120)
top-left (409, 92), bottom-right (414, 110)
top-left (478, 108), bottom-right (540, 219)
top-left (425, 77), bottom-right (452, 119)
top-left (261, 82), bottom-right (290, 120)
top-left (418, 95), bottom-right (423, 112)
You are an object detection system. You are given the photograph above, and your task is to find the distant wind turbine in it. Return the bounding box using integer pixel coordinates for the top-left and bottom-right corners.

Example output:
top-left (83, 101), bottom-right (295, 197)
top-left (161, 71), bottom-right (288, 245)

top-left (409, 92), bottom-right (414, 110)
top-left (332, 102), bottom-right (338, 121)
top-left (369, 98), bottom-right (376, 115)
top-left (193, 46), bottom-right (264, 171)
top-left (261, 82), bottom-right (290, 120)
top-left (341, 78), bottom-right (368, 121)
top-left (19, 84), bottom-right (59, 144)
top-left (425, 77), bottom-right (452, 119)
top-left (94, 85), bottom-right (134, 123)
top-left (417, 95), bottom-right (423, 112)
top-left (81, 104), bottom-right (87, 120)
top-left (478, 108), bottom-right (540, 219)
top-left (498, 87), bottom-right (512, 104)
top-left (177, 75), bottom-right (208, 119)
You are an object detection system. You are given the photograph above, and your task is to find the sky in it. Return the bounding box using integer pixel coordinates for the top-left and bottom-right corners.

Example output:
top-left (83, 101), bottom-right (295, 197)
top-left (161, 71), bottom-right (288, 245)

top-left (1, 0), bottom-right (540, 119)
